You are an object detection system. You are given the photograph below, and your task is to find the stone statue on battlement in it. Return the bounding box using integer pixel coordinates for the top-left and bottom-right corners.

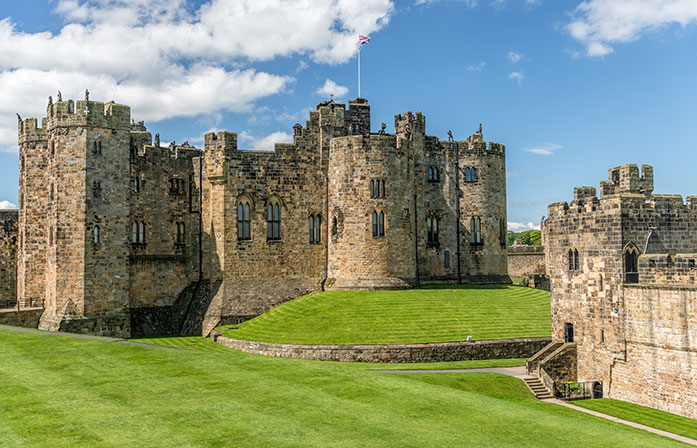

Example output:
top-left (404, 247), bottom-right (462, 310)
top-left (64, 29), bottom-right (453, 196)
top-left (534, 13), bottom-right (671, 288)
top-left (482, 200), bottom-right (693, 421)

top-left (16, 113), bottom-right (21, 123)
top-left (57, 91), bottom-right (62, 102)
top-left (85, 89), bottom-right (89, 101)
top-left (478, 123), bottom-right (482, 135)
top-left (379, 123), bottom-right (386, 135)
top-left (155, 133), bottom-right (160, 147)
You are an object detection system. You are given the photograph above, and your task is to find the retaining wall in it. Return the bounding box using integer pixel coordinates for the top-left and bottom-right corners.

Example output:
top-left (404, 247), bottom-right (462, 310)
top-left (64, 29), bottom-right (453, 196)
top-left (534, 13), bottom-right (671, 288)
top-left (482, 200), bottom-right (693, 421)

top-left (214, 335), bottom-right (551, 363)
top-left (0, 308), bottom-right (42, 328)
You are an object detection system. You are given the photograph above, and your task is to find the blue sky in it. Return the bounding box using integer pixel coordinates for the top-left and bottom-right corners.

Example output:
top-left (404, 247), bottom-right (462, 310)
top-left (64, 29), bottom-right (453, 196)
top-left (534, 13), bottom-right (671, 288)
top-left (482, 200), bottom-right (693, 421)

top-left (1, 0), bottom-right (697, 230)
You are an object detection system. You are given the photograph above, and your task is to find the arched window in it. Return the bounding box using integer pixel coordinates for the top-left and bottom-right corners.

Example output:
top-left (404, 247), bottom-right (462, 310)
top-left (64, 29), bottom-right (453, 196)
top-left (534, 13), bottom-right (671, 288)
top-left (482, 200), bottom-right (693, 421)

top-left (568, 249), bottom-right (574, 270)
top-left (370, 180), bottom-right (375, 198)
top-left (314, 214), bottom-right (321, 243)
top-left (139, 221), bottom-right (146, 244)
top-left (376, 180), bottom-right (381, 198)
top-left (433, 168), bottom-right (439, 181)
top-left (93, 225), bottom-right (101, 244)
top-left (372, 211), bottom-right (378, 238)
top-left (267, 201), bottom-right (280, 240)
top-left (470, 217), bottom-right (476, 243)
top-left (309, 215), bottom-right (315, 243)
top-left (379, 211), bottom-right (385, 237)
top-left (624, 244), bottom-right (639, 283)
top-left (465, 167), bottom-right (470, 181)
top-left (132, 222), bottom-right (138, 243)
top-left (471, 167), bottom-right (477, 181)
top-left (237, 200), bottom-right (251, 240)
top-left (381, 180), bottom-right (386, 197)
top-left (176, 222), bottom-right (186, 245)
top-left (428, 168), bottom-right (434, 181)
top-left (568, 249), bottom-right (580, 271)
top-left (427, 216), bottom-right (439, 244)
top-left (332, 216), bottom-right (338, 236)
top-left (98, 141), bottom-right (102, 154)
top-left (93, 141), bottom-right (98, 155)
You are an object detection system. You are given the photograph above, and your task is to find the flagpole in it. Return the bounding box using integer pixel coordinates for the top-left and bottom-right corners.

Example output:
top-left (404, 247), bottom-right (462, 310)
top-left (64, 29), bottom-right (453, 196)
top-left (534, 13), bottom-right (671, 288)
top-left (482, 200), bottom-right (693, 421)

top-left (358, 44), bottom-right (361, 98)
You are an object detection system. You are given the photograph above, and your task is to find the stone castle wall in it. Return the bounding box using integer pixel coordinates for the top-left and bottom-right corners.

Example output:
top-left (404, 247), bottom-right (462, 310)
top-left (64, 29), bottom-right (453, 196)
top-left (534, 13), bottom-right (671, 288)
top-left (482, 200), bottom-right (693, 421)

top-left (542, 163), bottom-right (697, 419)
top-left (611, 284), bottom-right (697, 419)
top-left (13, 95), bottom-right (510, 337)
top-left (0, 210), bottom-right (17, 305)
top-left (507, 246), bottom-right (545, 278)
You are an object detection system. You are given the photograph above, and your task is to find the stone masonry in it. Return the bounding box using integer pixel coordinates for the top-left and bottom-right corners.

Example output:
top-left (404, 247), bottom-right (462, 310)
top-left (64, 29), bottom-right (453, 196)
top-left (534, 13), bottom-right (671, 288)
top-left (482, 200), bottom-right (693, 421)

top-left (12, 94), bottom-right (510, 338)
top-left (538, 163), bottom-right (697, 419)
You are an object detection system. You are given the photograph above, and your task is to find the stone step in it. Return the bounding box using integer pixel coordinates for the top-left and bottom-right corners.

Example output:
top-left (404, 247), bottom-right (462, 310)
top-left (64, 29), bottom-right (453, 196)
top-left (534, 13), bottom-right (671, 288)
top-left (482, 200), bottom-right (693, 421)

top-left (522, 377), bottom-right (553, 400)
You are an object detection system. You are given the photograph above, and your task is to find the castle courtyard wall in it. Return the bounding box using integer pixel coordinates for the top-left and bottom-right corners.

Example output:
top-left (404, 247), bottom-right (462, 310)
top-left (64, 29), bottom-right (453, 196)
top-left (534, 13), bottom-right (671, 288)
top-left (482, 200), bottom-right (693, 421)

top-left (0, 211), bottom-right (18, 306)
top-left (507, 246), bottom-right (545, 278)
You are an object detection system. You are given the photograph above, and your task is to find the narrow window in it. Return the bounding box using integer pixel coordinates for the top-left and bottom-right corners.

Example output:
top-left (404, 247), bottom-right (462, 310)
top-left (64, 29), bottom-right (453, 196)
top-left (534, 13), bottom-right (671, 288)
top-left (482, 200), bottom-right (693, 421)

top-left (434, 168), bottom-right (439, 181)
top-left (266, 202), bottom-right (280, 240)
top-left (372, 211), bottom-right (378, 238)
top-left (428, 168), bottom-right (434, 182)
top-left (427, 217), bottom-right (433, 243)
top-left (309, 215), bottom-right (315, 244)
top-left (471, 167), bottom-right (477, 181)
top-left (465, 167), bottom-right (470, 181)
top-left (568, 249), bottom-right (574, 270)
top-left (93, 141), bottom-right (98, 155)
top-left (370, 180), bottom-right (375, 198)
top-left (132, 222), bottom-right (138, 243)
top-left (379, 211), bottom-right (385, 237)
top-left (50, 141), bottom-right (55, 157)
top-left (134, 177), bottom-right (140, 193)
top-left (381, 180), bottom-right (386, 197)
top-left (475, 217), bottom-right (481, 243)
top-left (315, 214), bottom-right (321, 243)
top-left (93, 225), bottom-right (101, 244)
top-left (176, 222), bottom-right (186, 244)
top-left (470, 217), bottom-right (476, 243)
top-left (444, 249), bottom-right (451, 268)
top-left (332, 216), bottom-right (338, 236)
top-left (624, 249), bottom-right (638, 283)
top-left (139, 221), bottom-right (146, 244)
top-left (50, 183), bottom-right (54, 202)
top-left (98, 141), bottom-right (102, 154)
top-left (574, 249), bottom-right (580, 271)
top-left (237, 201), bottom-right (251, 240)
top-left (376, 180), bottom-right (381, 198)
top-left (600, 329), bottom-right (605, 344)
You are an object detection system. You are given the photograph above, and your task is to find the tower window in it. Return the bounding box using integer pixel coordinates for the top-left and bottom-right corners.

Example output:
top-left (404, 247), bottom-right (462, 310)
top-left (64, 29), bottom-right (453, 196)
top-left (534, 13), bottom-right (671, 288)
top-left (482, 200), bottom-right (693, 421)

top-left (427, 216), bottom-right (439, 244)
top-left (92, 181), bottom-right (102, 199)
top-left (332, 216), bottom-right (338, 236)
top-left (93, 141), bottom-right (102, 155)
top-left (372, 211), bottom-right (378, 238)
top-left (315, 214), bottom-right (321, 243)
top-left (624, 245), bottom-right (639, 283)
top-left (176, 222), bottom-right (186, 245)
top-left (568, 249), bottom-right (580, 271)
top-left (444, 249), bottom-right (451, 268)
top-left (309, 215), bottom-right (315, 244)
top-left (134, 177), bottom-right (140, 193)
top-left (470, 217), bottom-right (482, 244)
top-left (379, 211), bottom-right (385, 237)
top-left (370, 180), bottom-right (375, 198)
top-left (428, 167), bottom-right (440, 182)
top-left (267, 201), bottom-right (280, 240)
top-left (465, 167), bottom-right (470, 181)
top-left (93, 225), bottom-right (101, 244)
top-left (237, 200), bottom-right (251, 240)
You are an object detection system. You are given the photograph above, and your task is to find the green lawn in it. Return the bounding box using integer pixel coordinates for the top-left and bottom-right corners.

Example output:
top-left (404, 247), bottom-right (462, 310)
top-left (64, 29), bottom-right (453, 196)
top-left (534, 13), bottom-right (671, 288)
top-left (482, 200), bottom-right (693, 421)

top-left (574, 399), bottom-right (697, 441)
top-left (0, 329), bottom-right (685, 447)
top-left (218, 284), bottom-right (551, 344)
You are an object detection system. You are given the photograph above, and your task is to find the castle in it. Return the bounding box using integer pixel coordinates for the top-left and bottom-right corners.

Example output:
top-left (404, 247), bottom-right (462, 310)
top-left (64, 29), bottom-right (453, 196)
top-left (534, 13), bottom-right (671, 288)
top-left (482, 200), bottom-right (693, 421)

top-left (4, 94), bottom-right (509, 338)
top-left (533, 164), bottom-right (697, 419)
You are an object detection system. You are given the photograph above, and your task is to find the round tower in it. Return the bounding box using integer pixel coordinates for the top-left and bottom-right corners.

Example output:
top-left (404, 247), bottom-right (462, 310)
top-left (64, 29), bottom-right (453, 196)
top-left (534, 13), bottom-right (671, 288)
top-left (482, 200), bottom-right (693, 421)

top-left (457, 133), bottom-right (508, 282)
top-left (327, 134), bottom-right (417, 289)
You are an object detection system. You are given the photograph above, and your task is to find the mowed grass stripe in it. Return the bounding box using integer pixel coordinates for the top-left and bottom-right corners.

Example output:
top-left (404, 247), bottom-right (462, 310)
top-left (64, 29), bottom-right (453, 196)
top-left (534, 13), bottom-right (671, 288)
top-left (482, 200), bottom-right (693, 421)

top-left (219, 285), bottom-right (551, 345)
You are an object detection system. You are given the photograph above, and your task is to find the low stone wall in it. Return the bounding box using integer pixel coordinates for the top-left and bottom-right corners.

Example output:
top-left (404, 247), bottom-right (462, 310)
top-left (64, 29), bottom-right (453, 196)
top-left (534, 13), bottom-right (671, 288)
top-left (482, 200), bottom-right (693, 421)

top-left (0, 307), bottom-right (42, 328)
top-left (507, 246), bottom-right (545, 277)
top-left (214, 335), bottom-right (551, 363)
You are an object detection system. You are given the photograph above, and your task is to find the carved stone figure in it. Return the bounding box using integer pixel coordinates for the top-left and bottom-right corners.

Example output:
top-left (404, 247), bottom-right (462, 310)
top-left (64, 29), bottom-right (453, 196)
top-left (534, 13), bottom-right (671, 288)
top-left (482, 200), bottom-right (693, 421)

top-left (57, 91), bottom-right (62, 102)
top-left (155, 133), bottom-right (160, 147)
top-left (379, 123), bottom-right (386, 135)
top-left (85, 89), bottom-right (89, 101)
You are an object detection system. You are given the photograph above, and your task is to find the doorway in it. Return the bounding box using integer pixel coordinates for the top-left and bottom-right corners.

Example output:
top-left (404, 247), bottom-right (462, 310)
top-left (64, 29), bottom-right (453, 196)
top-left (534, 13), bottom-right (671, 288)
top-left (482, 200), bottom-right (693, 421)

top-left (564, 323), bottom-right (574, 343)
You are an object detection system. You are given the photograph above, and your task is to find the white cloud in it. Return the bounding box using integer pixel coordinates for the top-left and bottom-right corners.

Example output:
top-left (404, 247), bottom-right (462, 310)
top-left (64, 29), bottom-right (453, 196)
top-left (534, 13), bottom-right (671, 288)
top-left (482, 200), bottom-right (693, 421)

top-left (507, 50), bottom-right (523, 63)
top-left (316, 79), bottom-right (349, 99)
top-left (0, 200), bottom-right (17, 209)
top-left (466, 62), bottom-right (487, 71)
top-left (523, 143), bottom-right (562, 156)
top-left (238, 131), bottom-right (293, 150)
top-left (567, 0), bottom-right (697, 57)
top-left (508, 221), bottom-right (541, 232)
top-left (0, 0), bottom-right (394, 151)
top-left (508, 71), bottom-right (524, 84)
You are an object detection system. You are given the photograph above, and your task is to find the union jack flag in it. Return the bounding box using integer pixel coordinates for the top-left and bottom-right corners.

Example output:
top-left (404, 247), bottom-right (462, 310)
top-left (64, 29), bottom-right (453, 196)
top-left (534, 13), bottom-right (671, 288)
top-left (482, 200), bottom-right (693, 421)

top-left (359, 35), bottom-right (371, 45)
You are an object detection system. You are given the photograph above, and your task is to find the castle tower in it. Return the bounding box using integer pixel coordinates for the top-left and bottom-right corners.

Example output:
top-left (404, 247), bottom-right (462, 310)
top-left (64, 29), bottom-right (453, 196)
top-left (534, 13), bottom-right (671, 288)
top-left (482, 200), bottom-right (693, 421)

top-left (458, 134), bottom-right (508, 282)
top-left (17, 114), bottom-right (48, 308)
top-left (327, 133), bottom-right (417, 289)
top-left (38, 97), bottom-right (132, 336)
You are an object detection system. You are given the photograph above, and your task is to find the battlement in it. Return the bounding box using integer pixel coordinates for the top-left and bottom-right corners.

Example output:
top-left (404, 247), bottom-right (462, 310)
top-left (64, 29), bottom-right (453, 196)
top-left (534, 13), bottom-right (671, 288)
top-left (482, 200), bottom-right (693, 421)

top-left (638, 253), bottom-right (697, 285)
top-left (600, 164), bottom-right (653, 198)
top-left (43, 99), bottom-right (131, 131)
top-left (460, 136), bottom-right (506, 158)
top-left (394, 111), bottom-right (426, 138)
top-left (18, 117), bottom-right (48, 144)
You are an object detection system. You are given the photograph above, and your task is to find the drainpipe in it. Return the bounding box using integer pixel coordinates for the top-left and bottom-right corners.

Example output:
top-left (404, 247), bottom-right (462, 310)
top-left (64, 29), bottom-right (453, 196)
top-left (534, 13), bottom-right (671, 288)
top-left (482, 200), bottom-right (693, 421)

top-left (451, 132), bottom-right (462, 284)
top-left (414, 193), bottom-right (420, 287)
top-left (198, 155), bottom-right (203, 282)
top-left (321, 176), bottom-right (329, 291)
top-left (643, 228), bottom-right (654, 254)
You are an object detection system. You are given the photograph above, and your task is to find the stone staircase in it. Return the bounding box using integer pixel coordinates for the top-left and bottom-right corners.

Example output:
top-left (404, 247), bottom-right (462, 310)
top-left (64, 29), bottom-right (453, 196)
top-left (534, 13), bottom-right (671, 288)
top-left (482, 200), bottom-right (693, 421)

top-left (523, 375), bottom-right (554, 400)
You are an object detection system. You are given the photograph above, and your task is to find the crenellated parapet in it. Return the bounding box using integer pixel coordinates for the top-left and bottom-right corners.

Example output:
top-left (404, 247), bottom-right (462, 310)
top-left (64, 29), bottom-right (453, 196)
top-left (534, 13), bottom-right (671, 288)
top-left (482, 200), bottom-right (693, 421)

top-left (43, 99), bottom-right (131, 131)
top-left (18, 117), bottom-right (48, 145)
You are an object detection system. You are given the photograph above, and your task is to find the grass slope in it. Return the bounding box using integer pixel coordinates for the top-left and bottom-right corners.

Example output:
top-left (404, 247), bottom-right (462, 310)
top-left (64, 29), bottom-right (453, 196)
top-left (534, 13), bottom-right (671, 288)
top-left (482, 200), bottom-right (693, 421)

top-left (574, 399), bottom-right (697, 441)
top-left (219, 285), bottom-right (551, 345)
top-left (0, 329), bottom-right (683, 447)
